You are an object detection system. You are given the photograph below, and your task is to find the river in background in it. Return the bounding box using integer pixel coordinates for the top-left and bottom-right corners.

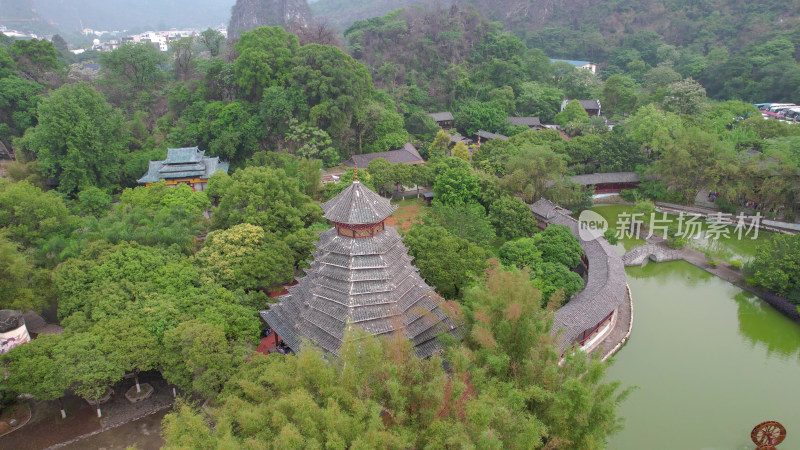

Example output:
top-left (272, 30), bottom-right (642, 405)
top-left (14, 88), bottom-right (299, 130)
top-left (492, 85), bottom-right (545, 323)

top-left (590, 205), bottom-right (800, 449)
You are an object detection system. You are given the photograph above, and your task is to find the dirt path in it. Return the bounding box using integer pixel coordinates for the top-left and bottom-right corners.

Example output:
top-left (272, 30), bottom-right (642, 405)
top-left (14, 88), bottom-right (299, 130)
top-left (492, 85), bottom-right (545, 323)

top-left (59, 409), bottom-right (168, 450)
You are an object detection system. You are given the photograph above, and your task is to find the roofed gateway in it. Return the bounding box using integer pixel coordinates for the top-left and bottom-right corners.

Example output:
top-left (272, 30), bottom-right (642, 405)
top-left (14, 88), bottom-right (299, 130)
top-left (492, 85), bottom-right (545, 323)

top-left (260, 180), bottom-right (459, 358)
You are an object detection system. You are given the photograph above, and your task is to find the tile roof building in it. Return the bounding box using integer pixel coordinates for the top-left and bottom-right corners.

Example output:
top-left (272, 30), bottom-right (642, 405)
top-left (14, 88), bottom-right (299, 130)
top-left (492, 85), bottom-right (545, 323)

top-left (561, 99), bottom-right (602, 117)
top-left (429, 112), bottom-right (454, 129)
top-left (260, 180), bottom-right (460, 358)
top-left (508, 116), bottom-right (542, 128)
top-left (530, 199), bottom-right (629, 354)
top-left (137, 147), bottom-right (229, 191)
top-left (343, 143), bottom-right (425, 168)
top-left (473, 130), bottom-right (509, 142)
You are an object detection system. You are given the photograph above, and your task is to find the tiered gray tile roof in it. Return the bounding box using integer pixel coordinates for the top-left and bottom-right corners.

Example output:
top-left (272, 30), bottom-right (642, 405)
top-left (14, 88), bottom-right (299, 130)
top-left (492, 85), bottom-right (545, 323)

top-left (530, 199), bottom-right (627, 353)
top-left (321, 182), bottom-right (398, 225)
top-left (262, 183), bottom-right (460, 358)
top-left (137, 147), bottom-right (229, 184)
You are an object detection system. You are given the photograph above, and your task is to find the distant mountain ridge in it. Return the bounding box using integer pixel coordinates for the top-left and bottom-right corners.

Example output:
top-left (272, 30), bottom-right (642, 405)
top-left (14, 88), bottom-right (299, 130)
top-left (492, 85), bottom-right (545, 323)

top-left (0, 0), bottom-right (57, 35)
top-left (28, 0), bottom-right (236, 32)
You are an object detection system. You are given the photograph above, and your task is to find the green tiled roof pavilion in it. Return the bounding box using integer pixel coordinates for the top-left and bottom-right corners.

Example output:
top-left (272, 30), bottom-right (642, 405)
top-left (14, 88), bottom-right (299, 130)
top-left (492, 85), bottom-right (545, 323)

top-left (137, 147), bottom-right (229, 184)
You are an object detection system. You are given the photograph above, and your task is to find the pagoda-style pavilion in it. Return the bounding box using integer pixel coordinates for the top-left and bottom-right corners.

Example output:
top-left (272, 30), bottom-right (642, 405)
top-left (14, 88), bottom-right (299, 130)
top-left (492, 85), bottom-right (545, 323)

top-left (137, 147), bottom-right (229, 191)
top-left (261, 180), bottom-right (459, 358)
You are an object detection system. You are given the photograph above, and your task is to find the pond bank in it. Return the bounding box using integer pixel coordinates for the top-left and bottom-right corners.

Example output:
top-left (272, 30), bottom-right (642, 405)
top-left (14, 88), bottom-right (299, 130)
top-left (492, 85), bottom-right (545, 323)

top-left (624, 237), bottom-right (800, 325)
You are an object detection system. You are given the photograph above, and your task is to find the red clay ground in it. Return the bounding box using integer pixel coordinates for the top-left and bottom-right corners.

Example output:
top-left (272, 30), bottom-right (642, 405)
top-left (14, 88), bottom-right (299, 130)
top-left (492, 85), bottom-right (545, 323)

top-left (0, 403), bottom-right (31, 436)
top-left (384, 198), bottom-right (427, 232)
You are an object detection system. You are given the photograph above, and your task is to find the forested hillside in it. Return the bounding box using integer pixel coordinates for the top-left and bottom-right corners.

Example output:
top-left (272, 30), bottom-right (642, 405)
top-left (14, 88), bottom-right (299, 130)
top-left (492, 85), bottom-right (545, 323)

top-left (315, 0), bottom-right (800, 102)
top-left (343, 4), bottom-right (800, 103)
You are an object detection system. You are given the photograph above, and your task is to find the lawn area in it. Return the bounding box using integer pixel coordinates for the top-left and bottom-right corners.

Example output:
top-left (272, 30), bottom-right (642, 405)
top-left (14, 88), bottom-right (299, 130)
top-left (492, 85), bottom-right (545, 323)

top-left (386, 198), bottom-right (428, 232)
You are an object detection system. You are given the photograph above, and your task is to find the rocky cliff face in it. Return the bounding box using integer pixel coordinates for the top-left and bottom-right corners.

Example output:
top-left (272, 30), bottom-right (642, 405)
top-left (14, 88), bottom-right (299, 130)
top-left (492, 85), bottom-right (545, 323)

top-left (228, 0), bottom-right (311, 40)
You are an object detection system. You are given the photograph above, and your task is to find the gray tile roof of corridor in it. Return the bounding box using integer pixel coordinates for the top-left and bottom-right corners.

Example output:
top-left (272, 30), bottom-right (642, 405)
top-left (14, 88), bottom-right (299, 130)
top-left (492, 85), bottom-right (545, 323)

top-left (530, 199), bottom-right (627, 353)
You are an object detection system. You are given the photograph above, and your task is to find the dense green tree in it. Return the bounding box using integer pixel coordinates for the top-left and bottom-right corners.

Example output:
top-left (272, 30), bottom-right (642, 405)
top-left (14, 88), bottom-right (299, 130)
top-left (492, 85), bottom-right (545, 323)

top-left (291, 43), bottom-right (374, 149)
top-left (596, 130), bottom-right (648, 172)
top-left (404, 110), bottom-right (439, 139)
top-left (16, 83), bottom-right (126, 195)
top-left (501, 146), bottom-right (566, 202)
top-left (643, 65), bottom-right (682, 91)
top-left (161, 320), bottom-right (246, 398)
top-left (427, 202), bottom-right (495, 246)
top-left (171, 36), bottom-right (196, 81)
top-left (0, 234), bottom-right (49, 311)
top-left (199, 28), bottom-right (225, 57)
top-left (558, 67), bottom-right (602, 99)
top-left (429, 129), bottom-right (451, 159)
top-left (602, 74), bottom-right (639, 116)
top-left (515, 81), bottom-right (563, 123)
top-left (554, 99), bottom-right (589, 128)
top-left (75, 186), bottom-right (112, 218)
top-left (747, 234), bottom-right (800, 301)
top-left (58, 331), bottom-right (125, 413)
top-left (194, 223), bottom-right (294, 291)
top-left (561, 134), bottom-right (602, 165)
top-left (0, 179), bottom-right (73, 246)
top-left (653, 127), bottom-right (738, 202)
top-left (366, 157), bottom-right (395, 197)
top-left (433, 164), bottom-right (480, 207)
top-left (452, 141), bottom-right (470, 161)
top-left (8, 39), bottom-right (59, 79)
top-left (403, 223), bottom-right (488, 299)
top-left (488, 195), bottom-right (539, 240)
top-left (461, 262), bottom-right (626, 447)
top-left (234, 26), bottom-right (299, 100)
top-left (499, 238), bottom-right (543, 270)
top-left (162, 331), bottom-right (478, 448)
top-left (353, 100), bottom-right (408, 154)
top-left (0, 48), bottom-right (16, 79)
top-left (210, 166), bottom-right (321, 234)
top-left (662, 78), bottom-right (708, 115)
top-left (534, 224), bottom-right (583, 268)
top-left (534, 261), bottom-right (584, 300)
top-left (1, 334), bottom-right (68, 402)
top-left (93, 316), bottom-right (160, 393)
top-left (454, 100), bottom-right (508, 136)
top-left (624, 104), bottom-right (683, 157)
top-left (99, 42), bottom-right (168, 91)
top-left (283, 119), bottom-right (339, 166)
top-left (0, 76), bottom-right (43, 142)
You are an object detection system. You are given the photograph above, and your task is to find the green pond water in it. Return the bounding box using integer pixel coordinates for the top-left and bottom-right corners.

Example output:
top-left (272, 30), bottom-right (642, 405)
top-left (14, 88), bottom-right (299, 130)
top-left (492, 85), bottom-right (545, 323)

top-left (589, 204), bottom-right (769, 262)
top-left (588, 206), bottom-right (800, 449)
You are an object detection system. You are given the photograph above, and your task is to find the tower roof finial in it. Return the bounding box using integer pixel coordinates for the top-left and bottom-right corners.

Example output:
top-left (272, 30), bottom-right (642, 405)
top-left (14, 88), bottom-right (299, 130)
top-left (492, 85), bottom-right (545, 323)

top-left (354, 166), bottom-right (359, 183)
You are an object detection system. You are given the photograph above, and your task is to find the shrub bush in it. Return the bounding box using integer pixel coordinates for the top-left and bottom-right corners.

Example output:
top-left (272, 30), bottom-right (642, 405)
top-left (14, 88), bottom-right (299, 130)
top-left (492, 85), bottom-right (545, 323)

top-left (619, 189), bottom-right (637, 202)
